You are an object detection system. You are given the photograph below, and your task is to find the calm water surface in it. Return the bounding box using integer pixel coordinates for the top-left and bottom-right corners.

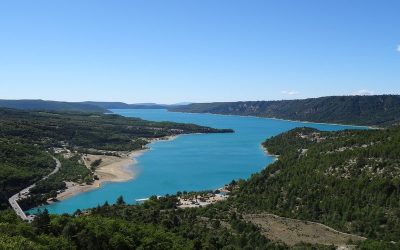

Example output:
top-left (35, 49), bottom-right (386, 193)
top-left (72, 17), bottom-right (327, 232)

top-left (31, 109), bottom-right (362, 214)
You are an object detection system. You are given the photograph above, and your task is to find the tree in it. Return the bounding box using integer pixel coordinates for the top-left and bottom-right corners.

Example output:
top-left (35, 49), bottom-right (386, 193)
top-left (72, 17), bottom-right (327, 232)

top-left (116, 195), bottom-right (125, 205)
top-left (74, 209), bottom-right (82, 216)
top-left (32, 208), bottom-right (50, 233)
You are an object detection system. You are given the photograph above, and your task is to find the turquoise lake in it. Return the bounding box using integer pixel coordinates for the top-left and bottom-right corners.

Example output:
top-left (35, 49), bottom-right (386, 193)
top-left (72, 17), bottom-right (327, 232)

top-left (32, 109), bottom-right (362, 214)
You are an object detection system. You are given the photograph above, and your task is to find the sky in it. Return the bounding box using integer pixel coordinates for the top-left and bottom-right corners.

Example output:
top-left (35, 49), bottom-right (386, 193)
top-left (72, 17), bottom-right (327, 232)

top-left (0, 0), bottom-right (399, 104)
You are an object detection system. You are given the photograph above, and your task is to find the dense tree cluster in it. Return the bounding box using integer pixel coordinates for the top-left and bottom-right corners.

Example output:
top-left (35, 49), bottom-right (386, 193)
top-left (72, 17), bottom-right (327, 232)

top-left (0, 196), bottom-right (288, 250)
top-left (20, 154), bottom-right (94, 210)
top-left (233, 127), bottom-right (400, 244)
top-left (0, 141), bottom-right (54, 209)
top-left (0, 108), bottom-right (233, 152)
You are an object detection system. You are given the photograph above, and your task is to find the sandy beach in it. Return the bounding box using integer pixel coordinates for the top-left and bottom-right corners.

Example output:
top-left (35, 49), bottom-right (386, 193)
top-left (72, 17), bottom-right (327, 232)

top-left (55, 149), bottom-right (147, 201)
top-left (54, 135), bottom-right (177, 202)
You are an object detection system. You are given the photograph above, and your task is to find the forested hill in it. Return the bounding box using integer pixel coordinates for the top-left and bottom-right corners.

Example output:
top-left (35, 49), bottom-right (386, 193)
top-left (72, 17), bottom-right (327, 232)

top-left (233, 126), bottom-right (400, 243)
top-left (0, 99), bottom-right (107, 112)
top-left (169, 95), bottom-right (400, 127)
top-left (0, 99), bottom-right (177, 112)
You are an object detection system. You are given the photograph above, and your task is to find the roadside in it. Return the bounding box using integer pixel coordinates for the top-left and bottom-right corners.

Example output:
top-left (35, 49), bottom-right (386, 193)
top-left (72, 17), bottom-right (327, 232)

top-left (8, 156), bottom-right (61, 221)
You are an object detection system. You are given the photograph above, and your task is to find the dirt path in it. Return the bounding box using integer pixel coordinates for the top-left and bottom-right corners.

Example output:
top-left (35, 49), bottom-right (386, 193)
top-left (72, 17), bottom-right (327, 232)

top-left (244, 213), bottom-right (366, 247)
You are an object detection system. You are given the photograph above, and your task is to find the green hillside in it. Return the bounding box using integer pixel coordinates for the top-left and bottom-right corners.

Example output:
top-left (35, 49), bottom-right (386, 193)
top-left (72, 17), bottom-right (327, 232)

top-left (0, 196), bottom-right (288, 250)
top-left (233, 127), bottom-right (400, 242)
top-left (169, 95), bottom-right (400, 126)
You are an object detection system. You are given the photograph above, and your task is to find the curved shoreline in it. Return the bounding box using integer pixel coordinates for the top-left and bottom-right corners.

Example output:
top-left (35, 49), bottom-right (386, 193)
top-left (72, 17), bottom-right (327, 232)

top-left (261, 145), bottom-right (279, 161)
top-left (168, 110), bottom-right (374, 129)
top-left (51, 136), bottom-right (179, 203)
top-left (54, 149), bottom-right (147, 202)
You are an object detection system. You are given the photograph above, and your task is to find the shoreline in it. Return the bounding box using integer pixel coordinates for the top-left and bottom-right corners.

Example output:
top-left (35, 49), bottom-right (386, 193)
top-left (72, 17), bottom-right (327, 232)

top-left (53, 135), bottom-right (178, 202)
top-left (44, 108), bottom-right (364, 207)
top-left (168, 110), bottom-right (375, 129)
top-left (261, 145), bottom-right (279, 161)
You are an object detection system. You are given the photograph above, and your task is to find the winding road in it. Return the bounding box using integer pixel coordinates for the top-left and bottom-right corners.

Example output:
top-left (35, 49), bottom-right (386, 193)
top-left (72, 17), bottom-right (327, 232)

top-left (8, 156), bottom-right (61, 221)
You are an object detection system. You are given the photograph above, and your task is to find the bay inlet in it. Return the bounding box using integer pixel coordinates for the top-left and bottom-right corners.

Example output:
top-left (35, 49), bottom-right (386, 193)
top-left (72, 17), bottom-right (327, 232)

top-left (32, 109), bottom-right (362, 214)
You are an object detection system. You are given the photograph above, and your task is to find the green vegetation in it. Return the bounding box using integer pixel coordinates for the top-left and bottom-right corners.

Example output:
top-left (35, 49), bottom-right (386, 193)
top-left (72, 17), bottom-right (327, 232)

top-left (169, 95), bottom-right (400, 126)
top-left (0, 108), bottom-right (232, 152)
top-left (232, 127), bottom-right (400, 243)
top-left (0, 196), bottom-right (287, 249)
top-left (54, 155), bottom-right (93, 184)
top-left (20, 155), bottom-right (94, 210)
top-left (0, 108), bottom-right (232, 211)
top-left (0, 141), bottom-right (54, 209)
top-left (90, 159), bottom-right (102, 171)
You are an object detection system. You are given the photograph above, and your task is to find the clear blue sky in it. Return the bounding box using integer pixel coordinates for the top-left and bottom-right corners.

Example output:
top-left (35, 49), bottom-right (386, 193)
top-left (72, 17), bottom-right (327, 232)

top-left (0, 0), bottom-right (399, 104)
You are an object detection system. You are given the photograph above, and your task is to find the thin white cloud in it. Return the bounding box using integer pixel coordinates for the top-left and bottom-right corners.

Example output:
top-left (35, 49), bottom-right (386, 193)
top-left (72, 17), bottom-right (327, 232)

top-left (353, 89), bottom-right (374, 95)
top-left (397, 44), bottom-right (400, 53)
top-left (281, 90), bottom-right (299, 95)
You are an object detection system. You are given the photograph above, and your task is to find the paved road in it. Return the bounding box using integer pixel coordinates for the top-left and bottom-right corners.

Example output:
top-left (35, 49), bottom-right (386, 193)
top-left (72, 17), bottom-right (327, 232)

top-left (8, 156), bottom-right (61, 221)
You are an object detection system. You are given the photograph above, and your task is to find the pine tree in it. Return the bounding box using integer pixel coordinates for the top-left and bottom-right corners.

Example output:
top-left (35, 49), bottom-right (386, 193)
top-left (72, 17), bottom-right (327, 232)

top-left (32, 208), bottom-right (50, 233)
top-left (116, 195), bottom-right (125, 205)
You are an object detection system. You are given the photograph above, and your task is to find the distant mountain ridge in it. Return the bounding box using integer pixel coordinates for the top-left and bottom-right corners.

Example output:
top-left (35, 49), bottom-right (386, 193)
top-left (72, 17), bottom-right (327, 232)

top-left (0, 99), bottom-right (107, 112)
top-left (83, 101), bottom-right (168, 109)
top-left (3, 96), bottom-right (400, 126)
top-left (0, 100), bottom-right (175, 112)
top-left (169, 95), bottom-right (400, 127)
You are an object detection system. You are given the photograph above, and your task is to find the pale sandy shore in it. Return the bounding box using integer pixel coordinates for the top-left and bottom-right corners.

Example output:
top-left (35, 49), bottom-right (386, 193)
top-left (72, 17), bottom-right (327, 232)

top-left (261, 146), bottom-right (279, 160)
top-left (54, 135), bottom-right (177, 202)
top-left (55, 149), bottom-right (147, 201)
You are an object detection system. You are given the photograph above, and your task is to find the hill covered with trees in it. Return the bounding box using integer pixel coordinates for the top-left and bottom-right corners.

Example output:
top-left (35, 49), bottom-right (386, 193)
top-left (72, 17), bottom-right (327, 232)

top-left (169, 95), bottom-right (400, 127)
top-left (0, 195), bottom-right (289, 250)
top-left (232, 127), bottom-right (400, 244)
top-left (0, 100), bottom-right (174, 112)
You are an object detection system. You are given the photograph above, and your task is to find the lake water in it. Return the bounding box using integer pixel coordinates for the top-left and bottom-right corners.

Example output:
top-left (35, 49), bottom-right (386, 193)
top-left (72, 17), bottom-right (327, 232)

top-left (31, 109), bottom-right (362, 214)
